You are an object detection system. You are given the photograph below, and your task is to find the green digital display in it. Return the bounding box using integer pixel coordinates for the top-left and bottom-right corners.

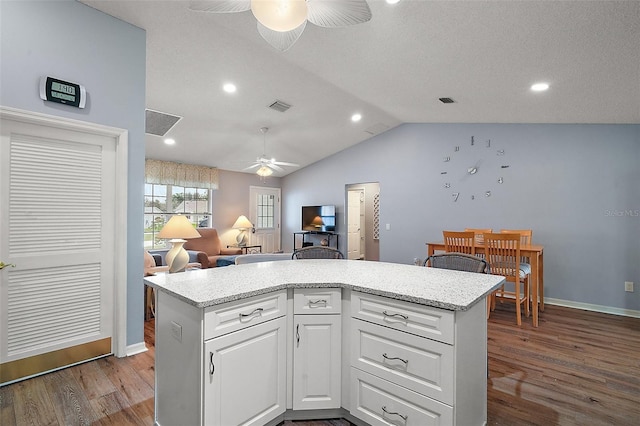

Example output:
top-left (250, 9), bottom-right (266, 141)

top-left (51, 81), bottom-right (76, 96)
top-left (51, 91), bottom-right (75, 102)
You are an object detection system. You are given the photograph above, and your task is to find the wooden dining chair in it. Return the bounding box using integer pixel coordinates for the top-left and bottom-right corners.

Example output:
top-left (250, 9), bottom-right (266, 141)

top-left (443, 230), bottom-right (476, 255)
top-left (484, 233), bottom-right (530, 326)
top-left (500, 229), bottom-right (535, 314)
top-left (465, 228), bottom-right (493, 245)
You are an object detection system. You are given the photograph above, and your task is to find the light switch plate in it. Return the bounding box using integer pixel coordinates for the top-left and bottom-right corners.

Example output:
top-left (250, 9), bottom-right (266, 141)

top-left (625, 281), bottom-right (634, 292)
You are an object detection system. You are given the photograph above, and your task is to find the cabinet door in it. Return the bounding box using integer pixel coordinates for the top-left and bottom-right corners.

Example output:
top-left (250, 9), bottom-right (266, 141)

top-left (204, 316), bottom-right (286, 426)
top-left (293, 314), bottom-right (341, 410)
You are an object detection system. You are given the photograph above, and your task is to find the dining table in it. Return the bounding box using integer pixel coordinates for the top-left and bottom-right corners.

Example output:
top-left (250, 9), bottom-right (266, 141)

top-left (426, 240), bottom-right (545, 327)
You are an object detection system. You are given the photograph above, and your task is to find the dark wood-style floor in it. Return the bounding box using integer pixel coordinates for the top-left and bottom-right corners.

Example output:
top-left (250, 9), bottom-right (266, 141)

top-left (1, 304), bottom-right (639, 425)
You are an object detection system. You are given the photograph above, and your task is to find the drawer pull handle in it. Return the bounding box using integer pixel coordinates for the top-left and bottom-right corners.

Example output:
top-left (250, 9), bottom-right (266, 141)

top-left (382, 353), bottom-right (408, 365)
top-left (382, 406), bottom-right (407, 422)
top-left (209, 352), bottom-right (215, 376)
top-left (239, 307), bottom-right (264, 320)
top-left (382, 310), bottom-right (408, 321)
top-left (308, 299), bottom-right (327, 307)
top-left (296, 324), bottom-right (300, 347)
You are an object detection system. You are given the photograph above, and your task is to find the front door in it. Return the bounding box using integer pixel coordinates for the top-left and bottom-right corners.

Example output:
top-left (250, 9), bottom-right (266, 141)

top-left (249, 186), bottom-right (281, 253)
top-left (0, 109), bottom-right (120, 384)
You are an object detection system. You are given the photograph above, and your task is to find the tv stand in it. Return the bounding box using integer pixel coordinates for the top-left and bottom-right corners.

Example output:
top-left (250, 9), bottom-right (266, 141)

top-left (293, 231), bottom-right (339, 251)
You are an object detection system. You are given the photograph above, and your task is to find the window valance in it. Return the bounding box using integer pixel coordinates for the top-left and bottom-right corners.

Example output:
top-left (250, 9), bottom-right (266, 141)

top-left (145, 159), bottom-right (219, 190)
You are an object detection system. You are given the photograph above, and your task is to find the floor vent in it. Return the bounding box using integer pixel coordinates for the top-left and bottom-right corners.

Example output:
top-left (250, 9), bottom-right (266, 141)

top-left (268, 100), bottom-right (292, 113)
top-left (439, 97), bottom-right (456, 104)
top-left (145, 109), bottom-right (182, 136)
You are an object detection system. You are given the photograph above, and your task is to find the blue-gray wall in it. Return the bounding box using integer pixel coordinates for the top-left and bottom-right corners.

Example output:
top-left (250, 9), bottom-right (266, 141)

top-left (1, 1), bottom-right (146, 346)
top-left (282, 123), bottom-right (640, 312)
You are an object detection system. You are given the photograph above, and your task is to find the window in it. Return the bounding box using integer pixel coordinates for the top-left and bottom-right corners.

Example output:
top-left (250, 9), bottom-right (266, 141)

top-left (144, 184), bottom-right (211, 249)
top-left (256, 193), bottom-right (275, 229)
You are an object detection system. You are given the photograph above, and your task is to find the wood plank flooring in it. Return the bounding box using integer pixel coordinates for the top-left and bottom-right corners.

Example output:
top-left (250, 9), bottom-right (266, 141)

top-left (1, 304), bottom-right (639, 425)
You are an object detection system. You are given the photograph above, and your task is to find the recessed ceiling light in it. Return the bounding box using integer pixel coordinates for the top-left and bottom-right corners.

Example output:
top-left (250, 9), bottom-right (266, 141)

top-left (351, 113), bottom-right (362, 122)
top-left (223, 83), bottom-right (237, 93)
top-left (386, 0), bottom-right (401, 4)
top-left (531, 83), bottom-right (550, 92)
top-left (164, 138), bottom-right (175, 145)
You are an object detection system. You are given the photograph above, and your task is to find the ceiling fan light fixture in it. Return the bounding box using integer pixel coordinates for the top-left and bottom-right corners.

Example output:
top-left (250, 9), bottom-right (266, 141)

top-left (251, 0), bottom-right (308, 32)
top-left (256, 165), bottom-right (274, 177)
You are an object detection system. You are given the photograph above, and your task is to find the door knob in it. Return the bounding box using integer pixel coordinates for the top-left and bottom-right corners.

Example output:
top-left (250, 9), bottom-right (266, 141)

top-left (0, 262), bottom-right (16, 270)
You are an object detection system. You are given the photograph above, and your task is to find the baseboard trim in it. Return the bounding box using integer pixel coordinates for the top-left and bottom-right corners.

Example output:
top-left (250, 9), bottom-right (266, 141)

top-left (126, 342), bottom-right (148, 357)
top-left (545, 298), bottom-right (640, 319)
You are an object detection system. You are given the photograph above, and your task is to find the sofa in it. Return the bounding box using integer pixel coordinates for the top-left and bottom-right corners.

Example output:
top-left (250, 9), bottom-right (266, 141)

top-left (183, 228), bottom-right (242, 268)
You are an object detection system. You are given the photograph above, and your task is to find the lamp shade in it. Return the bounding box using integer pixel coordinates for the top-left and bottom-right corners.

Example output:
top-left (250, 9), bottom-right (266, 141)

top-left (232, 215), bottom-right (253, 230)
top-left (251, 0), bottom-right (308, 32)
top-left (157, 215), bottom-right (201, 240)
top-left (311, 215), bottom-right (324, 227)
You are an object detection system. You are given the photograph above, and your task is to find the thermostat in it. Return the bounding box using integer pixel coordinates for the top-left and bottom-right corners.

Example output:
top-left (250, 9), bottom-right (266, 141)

top-left (40, 76), bottom-right (86, 108)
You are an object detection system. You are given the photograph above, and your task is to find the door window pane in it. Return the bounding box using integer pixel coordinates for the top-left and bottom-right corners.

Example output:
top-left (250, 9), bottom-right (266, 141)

top-left (256, 194), bottom-right (274, 229)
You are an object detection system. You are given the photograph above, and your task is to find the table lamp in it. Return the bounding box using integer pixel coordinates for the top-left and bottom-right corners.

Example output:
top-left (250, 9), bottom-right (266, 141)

top-left (232, 215), bottom-right (253, 246)
top-left (157, 215), bottom-right (201, 273)
top-left (311, 215), bottom-right (324, 229)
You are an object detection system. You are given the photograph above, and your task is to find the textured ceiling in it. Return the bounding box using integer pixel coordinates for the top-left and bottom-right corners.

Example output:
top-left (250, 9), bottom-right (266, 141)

top-left (80, 0), bottom-right (640, 176)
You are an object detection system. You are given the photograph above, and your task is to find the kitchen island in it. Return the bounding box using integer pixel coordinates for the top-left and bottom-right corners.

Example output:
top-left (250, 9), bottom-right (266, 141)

top-left (145, 259), bottom-right (504, 426)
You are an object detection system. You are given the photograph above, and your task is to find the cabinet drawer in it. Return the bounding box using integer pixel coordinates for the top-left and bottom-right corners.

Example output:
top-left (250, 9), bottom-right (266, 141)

top-left (351, 292), bottom-right (454, 345)
top-left (204, 290), bottom-right (286, 340)
top-left (294, 288), bottom-right (341, 314)
top-left (350, 368), bottom-right (453, 426)
top-left (351, 318), bottom-right (454, 405)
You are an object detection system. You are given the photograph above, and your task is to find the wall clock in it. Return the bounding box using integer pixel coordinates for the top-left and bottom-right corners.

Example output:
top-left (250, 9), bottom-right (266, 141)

top-left (441, 136), bottom-right (509, 202)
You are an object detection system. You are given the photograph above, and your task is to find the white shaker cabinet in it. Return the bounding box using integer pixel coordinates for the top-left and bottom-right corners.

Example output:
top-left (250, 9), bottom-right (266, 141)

top-left (155, 289), bottom-right (287, 426)
top-left (349, 291), bottom-right (487, 426)
top-left (292, 288), bottom-right (341, 410)
top-left (204, 316), bottom-right (287, 426)
top-left (147, 261), bottom-right (503, 426)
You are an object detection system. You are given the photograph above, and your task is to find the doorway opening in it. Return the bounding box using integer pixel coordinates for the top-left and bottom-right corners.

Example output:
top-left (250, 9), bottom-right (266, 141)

top-left (345, 182), bottom-right (380, 261)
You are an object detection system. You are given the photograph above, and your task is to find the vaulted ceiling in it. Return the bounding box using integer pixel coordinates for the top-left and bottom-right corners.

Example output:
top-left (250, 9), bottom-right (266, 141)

top-left (81, 1), bottom-right (640, 176)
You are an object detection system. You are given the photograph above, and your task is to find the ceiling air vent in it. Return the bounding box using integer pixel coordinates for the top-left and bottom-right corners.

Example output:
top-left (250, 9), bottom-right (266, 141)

top-left (145, 109), bottom-right (182, 136)
top-left (364, 123), bottom-right (390, 136)
top-left (439, 97), bottom-right (456, 104)
top-left (268, 100), bottom-right (292, 113)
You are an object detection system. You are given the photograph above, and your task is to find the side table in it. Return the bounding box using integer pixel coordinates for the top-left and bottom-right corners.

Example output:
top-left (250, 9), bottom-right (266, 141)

top-left (227, 244), bottom-right (262, 254)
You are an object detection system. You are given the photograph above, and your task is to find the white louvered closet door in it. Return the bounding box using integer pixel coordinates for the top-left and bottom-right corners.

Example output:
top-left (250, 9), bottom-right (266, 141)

top-left (0, 116), bottom-right (116, 384)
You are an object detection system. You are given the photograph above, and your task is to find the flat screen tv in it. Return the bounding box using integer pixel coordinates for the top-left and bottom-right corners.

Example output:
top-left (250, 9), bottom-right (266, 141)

top-left (301, 205), bottom-right (336, 232)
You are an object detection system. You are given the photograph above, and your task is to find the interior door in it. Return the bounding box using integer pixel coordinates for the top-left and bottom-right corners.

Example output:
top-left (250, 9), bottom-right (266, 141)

top-left (347, 190), bottom-right (364, 260)
top-left (0, 113), bottom-right (116, 384)
top-left (249, 186), bottom-right (281, 253)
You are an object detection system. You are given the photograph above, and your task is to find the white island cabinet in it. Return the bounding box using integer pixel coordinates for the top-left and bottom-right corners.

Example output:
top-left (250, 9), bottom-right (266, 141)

top-left (145, 260), bottom-right (504, 426)
top-left (292, 288), bottom-right (342, 410)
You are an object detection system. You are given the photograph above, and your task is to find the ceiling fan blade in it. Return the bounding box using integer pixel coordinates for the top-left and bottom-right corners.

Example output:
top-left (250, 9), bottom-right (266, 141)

top-left (268, 163), bottom-right (285, 172)
top-left (257, 20), bottom-right (306, 52)
top-left (272, 161), bottom-right (300, 167)
top-left (306, 0), bottom-right (372, 28)
top-left (242, 163), bottom-right (261, 171)
top-left (188, 0), bottom-right (250, 13)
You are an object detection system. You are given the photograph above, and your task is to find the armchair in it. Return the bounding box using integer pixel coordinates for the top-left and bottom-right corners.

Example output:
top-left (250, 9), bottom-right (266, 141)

top-left (183, 228), bottom-right (242, 268)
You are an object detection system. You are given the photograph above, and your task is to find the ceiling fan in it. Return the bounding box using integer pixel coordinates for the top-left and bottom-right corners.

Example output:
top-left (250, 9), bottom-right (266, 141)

top-left (189, 0), bottom-right (372, 51)
top-left (243, 127), bottom-right (299, 177)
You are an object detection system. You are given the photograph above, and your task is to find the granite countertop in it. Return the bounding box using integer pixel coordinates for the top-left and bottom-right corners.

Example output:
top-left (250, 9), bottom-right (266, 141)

top-left (144, 260), bottom-right (505, 311)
